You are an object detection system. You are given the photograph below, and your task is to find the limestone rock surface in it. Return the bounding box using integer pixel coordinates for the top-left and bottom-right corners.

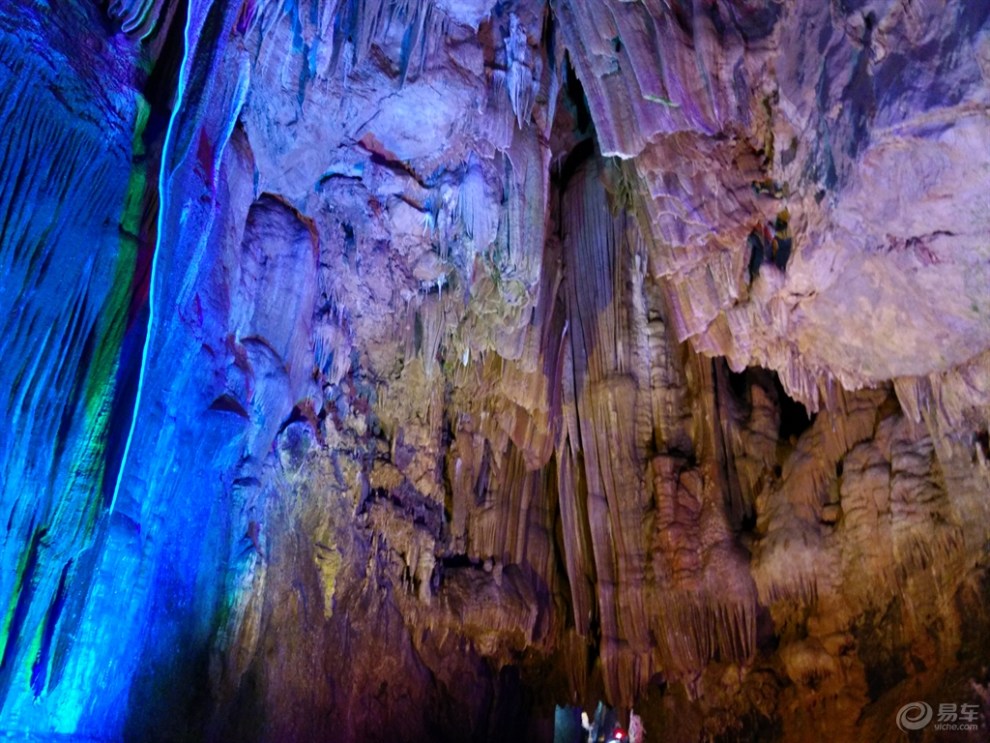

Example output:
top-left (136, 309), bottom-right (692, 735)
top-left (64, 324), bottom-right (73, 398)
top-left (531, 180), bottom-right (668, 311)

top-left (0, 0), bottom-right (988, 741)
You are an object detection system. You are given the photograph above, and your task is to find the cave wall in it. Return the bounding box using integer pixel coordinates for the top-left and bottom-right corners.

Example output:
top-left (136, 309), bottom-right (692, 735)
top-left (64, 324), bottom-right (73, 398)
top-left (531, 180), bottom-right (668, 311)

top-left (1, 0), bottom-right (989, 741)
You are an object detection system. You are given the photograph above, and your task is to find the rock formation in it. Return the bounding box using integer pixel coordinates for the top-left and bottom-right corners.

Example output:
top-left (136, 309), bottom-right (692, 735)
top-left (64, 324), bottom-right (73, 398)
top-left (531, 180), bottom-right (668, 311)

top-left (0, 0), bottom-right (988, 740)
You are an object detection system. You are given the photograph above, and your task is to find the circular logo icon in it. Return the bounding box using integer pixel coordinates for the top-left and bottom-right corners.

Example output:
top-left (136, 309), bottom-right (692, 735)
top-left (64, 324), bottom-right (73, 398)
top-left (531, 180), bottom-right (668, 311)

top-left (896, 702), bottom-right (933, 732)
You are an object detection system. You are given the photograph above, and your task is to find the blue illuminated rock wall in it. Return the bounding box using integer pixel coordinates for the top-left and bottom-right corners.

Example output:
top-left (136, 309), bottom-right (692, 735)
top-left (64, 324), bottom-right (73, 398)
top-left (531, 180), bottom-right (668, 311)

top-left (0, 0), bottom-right (250, 737)
top-left (0, 1), bottom-right (148, 735)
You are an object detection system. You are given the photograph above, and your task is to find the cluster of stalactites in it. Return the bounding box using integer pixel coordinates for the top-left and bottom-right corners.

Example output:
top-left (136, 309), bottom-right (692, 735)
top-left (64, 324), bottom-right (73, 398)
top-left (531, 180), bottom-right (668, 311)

top-left (103, 0), bottom-right (171, 37)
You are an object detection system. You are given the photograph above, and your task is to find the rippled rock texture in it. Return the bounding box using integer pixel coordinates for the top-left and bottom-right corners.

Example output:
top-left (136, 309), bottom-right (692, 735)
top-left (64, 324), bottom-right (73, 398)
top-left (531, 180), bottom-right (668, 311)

top-left (1, 0), bottom-right (989, 741)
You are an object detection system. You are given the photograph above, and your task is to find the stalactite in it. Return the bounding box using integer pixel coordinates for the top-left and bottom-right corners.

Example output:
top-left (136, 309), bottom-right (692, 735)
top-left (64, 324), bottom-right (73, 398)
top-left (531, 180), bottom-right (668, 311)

top-left (104, 0), bottom-right (169, 37)
top-left (894, 349), bottom-right (990, 432)
top-left (558, 155), bottom-right (659, 707)
top-left (649, 455), bottom-right (757, 684)
top-left (458, 155), bottom-right (497, 252)
top-left (327, 0), bottom-right (448, 82)
top-left (498, 13), bottom-right (542, 129)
